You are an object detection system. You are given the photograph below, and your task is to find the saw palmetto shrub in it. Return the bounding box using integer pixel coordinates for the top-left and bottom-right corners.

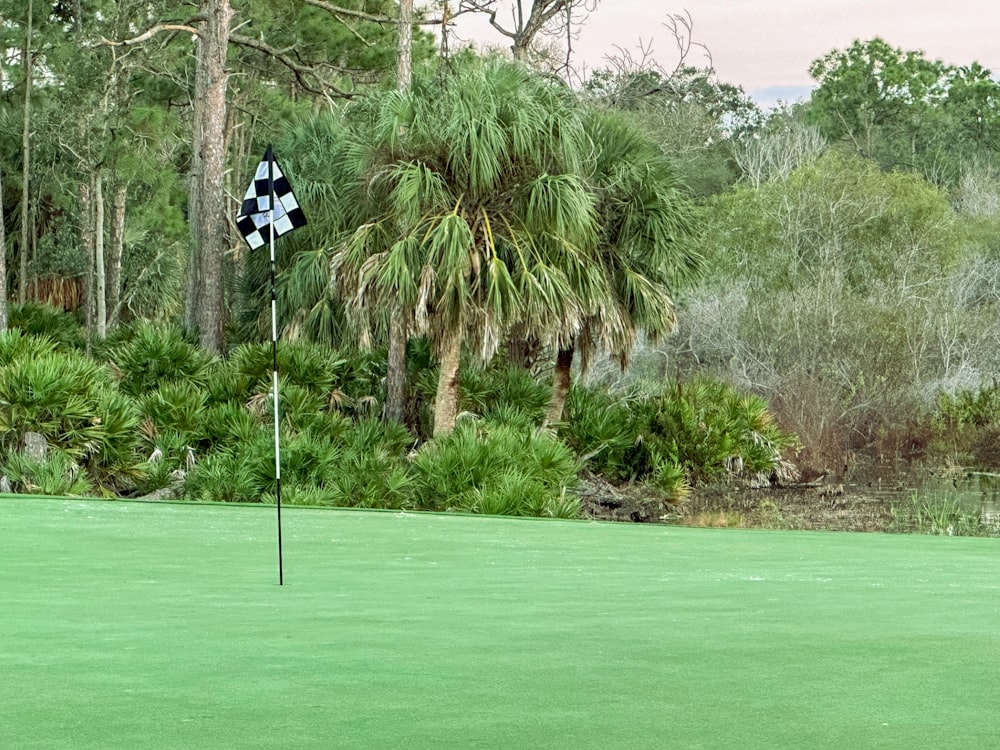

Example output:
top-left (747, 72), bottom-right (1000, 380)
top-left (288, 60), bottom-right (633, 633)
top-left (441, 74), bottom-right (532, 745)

top-left (111, 323), bottom-right (216, 397)
top-left (185, 416), bottom-right (413, 508)
top-left (635, 379), bottom-right (799, 486)
top-left (561, 378), bottom-right (798, 500)
top-left (1, 451), bottom-right (93, 497)
top-left (560, 386), bottom-right (643, 480)
top-left (222, 341), bottom-right (383, 418)
top-left (409, 421), bottom-right (580, 518)
top-left (0, 342), bottom-right (143, 493)
top-left (460, 364), bottom-right (552, 426)
top-left (8, 302), bottom-right (84, 351)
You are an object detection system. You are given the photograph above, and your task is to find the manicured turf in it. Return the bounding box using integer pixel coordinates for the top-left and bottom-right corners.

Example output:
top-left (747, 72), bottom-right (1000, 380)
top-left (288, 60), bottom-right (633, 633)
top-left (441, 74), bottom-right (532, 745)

top-left (3, 497), bottom-right (1000, 749)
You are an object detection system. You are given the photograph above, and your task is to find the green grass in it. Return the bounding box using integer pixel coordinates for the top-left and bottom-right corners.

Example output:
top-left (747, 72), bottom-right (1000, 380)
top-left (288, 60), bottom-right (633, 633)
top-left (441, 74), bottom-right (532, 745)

top-left (3, 497), bottom-right (1000, 749)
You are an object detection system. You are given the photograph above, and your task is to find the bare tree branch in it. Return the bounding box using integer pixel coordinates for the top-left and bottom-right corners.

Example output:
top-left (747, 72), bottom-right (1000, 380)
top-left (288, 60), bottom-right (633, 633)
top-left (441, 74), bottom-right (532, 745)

top-left (302, 0), bottom-right (393, 25)
top-left (229, 33), bottom-right (358, 98)
top-left (100, 22), bottom-right (202, 46)
top-left (458, 1), bottom-right (597, 62)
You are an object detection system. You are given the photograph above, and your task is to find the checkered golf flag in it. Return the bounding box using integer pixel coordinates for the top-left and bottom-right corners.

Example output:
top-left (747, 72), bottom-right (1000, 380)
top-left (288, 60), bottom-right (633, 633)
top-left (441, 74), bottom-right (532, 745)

top-left (236, 145), bottom-right (307, 250)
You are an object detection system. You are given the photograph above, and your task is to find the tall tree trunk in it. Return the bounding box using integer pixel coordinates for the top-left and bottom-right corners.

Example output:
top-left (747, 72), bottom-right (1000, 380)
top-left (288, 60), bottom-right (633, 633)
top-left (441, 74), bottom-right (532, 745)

top-left (397, 0), bottom-right (413, 87)
top-left (545, 344), bottom-right (574, 425)
top-left (0, 14), bottom-right (7, 332)
top-left (18, 0), bottom-right (33, 303)
top-left (384, 0), bottom-right (414, 425)
top-left (432, 331), bottom-right (463, 438)
top-left (0, 157), bottom-right (7, 333)
top-left (185, 175), bottom-right (200, 332)
top-left (107, 183), bottom-right (126, 329)
top-left (193, 0), bottom-right (233, 353)
top-left (80, 180), bottom-right (94, 353)
top-left (94, 171), bottom-right (106, 339)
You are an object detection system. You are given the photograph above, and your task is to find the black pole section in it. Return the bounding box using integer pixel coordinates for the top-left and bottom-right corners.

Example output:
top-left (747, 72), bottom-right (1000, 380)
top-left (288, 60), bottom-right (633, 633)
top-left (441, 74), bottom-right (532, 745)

top-left (267, 144), bottom-right (284, 586)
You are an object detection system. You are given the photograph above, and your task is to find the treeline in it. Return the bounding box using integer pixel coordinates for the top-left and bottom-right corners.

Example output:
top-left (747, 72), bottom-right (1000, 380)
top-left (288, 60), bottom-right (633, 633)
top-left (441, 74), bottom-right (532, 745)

top-left (1, 2), bottom-right (999, 501)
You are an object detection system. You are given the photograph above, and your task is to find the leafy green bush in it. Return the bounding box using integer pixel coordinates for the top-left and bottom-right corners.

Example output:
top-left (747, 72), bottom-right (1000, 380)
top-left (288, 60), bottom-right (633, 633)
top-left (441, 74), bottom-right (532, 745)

top-left (0, 330), bottom-right (58, 363)
top-left (0, 351), bottom-right (111, 457)
top-left (185, 417), bottom-right (412, 508)
top-left (202, 402), bottom-right (267, 448)
top-left (409, 421), bottom-right (580, 517)
top-left (112, 323), bottom-right (216, 397)
top-left (638, 379), bottom-right (798, 485)
top-left (217, 341), bottom-right (385, 419)
top-left (561, 378), bottom-right (798, 499)
top-left (560, 386), bottom-right (644, 480)
top-left (87, 390), bottom-right (144, 491)
top-left (930, 383), bottom-right (1000, 467)
top-left (2, 451), bottom-right (94, 497)
top-left (9, 302), bottom-right (84, 350)
top-left (460, 365), bottom-right (552, 426)
top-left (139, 381), bottom-right (209, 439)
top-left (0, 349), bottom-right (143, 492)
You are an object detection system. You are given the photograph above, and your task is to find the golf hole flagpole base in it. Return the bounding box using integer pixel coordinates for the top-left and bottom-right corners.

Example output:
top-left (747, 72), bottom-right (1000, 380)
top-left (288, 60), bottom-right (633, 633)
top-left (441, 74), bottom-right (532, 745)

top-left (235, 143), bottom-right (307, 586)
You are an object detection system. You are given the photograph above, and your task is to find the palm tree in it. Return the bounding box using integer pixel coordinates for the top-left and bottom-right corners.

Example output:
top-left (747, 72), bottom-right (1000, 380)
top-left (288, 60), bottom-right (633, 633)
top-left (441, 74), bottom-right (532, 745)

top-left (544, 108), bottom-right (702, 425)
top-left (333, 57), bottom-right (601, 437)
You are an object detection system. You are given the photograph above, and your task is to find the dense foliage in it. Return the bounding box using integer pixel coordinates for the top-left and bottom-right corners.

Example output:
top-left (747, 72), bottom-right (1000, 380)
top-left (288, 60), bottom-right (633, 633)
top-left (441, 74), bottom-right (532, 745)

top-left (0, 312), bottom-right (798, 514)
top-left (3, 2), bottom-right (1000, 508)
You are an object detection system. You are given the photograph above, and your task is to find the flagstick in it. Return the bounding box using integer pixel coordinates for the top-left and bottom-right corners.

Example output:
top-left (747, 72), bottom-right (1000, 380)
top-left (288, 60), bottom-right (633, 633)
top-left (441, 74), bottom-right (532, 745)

top-left (267, 144), bottom-right (284, 587)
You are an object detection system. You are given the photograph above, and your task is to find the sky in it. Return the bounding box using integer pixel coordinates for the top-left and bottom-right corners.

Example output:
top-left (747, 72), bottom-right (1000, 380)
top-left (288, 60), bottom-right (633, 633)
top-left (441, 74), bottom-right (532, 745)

top-left (453, 0), bottom-right (1000, 106)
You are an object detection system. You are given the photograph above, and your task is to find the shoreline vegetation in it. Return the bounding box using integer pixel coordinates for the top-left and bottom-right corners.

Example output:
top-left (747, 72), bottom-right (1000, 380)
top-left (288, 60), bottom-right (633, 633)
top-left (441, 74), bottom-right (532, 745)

top-left (3, 308), bottom-right (1000, 537)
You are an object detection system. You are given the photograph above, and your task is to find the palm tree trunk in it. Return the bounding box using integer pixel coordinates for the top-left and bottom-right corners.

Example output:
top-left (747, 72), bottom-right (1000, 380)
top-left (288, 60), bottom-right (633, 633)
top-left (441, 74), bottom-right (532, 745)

top-left (546, 344), bottom-right (574, 425)
top-left (383, 0), bottom-right (413, 425)
top-left (432, 330), bottom-right (463, 437)
top-left (385, 313), bottom-right (408, 423)
top-left (397, 0), bottom-right (412, 88)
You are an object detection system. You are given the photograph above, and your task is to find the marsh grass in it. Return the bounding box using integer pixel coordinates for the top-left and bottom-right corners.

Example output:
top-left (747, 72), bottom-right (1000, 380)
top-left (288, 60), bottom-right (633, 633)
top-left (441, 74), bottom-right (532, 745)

top-left (888, 490), bottom-right (986, 536)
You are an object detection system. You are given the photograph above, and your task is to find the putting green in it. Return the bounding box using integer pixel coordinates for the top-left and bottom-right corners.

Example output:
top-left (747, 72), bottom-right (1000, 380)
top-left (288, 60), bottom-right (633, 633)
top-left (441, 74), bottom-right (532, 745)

top-left (2, 497), bottom-right (999, 749)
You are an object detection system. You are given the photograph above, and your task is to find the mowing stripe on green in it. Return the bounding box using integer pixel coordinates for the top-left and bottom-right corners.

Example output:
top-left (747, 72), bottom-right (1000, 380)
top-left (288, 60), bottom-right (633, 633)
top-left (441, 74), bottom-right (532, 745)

top-left (3, 497), bottom-right (1000, 749)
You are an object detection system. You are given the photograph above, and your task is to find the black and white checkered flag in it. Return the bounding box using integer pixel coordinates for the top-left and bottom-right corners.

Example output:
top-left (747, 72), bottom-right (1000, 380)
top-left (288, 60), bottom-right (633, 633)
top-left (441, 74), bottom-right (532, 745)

top-left (235, 145), bottom-right (307, 250)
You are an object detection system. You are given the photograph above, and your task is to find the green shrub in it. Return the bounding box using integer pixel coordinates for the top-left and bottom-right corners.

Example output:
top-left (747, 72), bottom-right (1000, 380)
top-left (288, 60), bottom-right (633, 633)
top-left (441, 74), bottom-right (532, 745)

top-left (410, 421), bottom-right (580, 518)
top-left (2, 451), bottom-right (94, 497)
top-left (202, 402), bottom-right (266, 448)
top-left (112, 323), bottom-right (216, 397)
top-left (0, 351), bottom-right (113, 459)
top-left (639, 379), bottom-right (797, 484)
top-left (0, 349), bottom-right (144, 493)
top-left (312, 418), bottom-right (413, 509)
top-left (185, 418), bottom-right (411, 508)
top-left (561, 378), bottom-right (797, 497)
top-left (930, 383), bottom-right (1000, 467)
top-left (225, 342), bottom-right (336, 400)
top-left (460, 365), bottom-right (551, 426)
top-left (219, 341), bottom-right (385, 420)
top-left (560, 387), bottom-right (642, 480)
top-left (87, 390), bottom-right (144, 491)
top-left (0, 331), bottom-right (58, 363)
top-left (9, 302), bottom-right (84, 350)
top-left (139, 381), bottom-right (209, 439)
top-left (184, 433), bottom-right (274, 503)
top-left (936, 383), bottom-right (1000, 428)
